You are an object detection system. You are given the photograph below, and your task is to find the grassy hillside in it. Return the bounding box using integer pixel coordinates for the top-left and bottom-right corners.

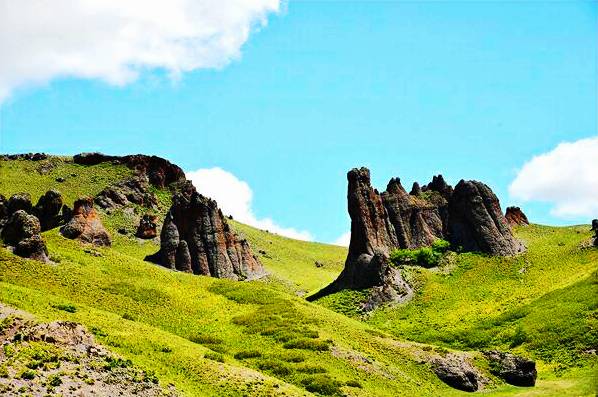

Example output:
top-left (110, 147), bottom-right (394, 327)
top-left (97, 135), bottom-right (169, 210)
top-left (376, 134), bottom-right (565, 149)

top-left (1, 156), bottom-right (597, 396)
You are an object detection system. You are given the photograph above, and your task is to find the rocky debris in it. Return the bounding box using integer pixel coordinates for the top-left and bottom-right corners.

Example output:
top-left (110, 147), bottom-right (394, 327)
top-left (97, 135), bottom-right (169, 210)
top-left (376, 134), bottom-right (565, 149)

top-left (483, 351), bottom-right (537, 387)
top-left (592, 219), bottom-right (598, 247)
top-left (60, 197), bottom-right (111, 246)
top-left (0, 210), bottom-right (49, 262)
top-left (95, 176), bottom-right (158, 210)
top-left (449, 180), bottom-right (524, 256)
top-left (0, 304), bottom-right (177, 397)
top-left (505, 206), bottom-right (530, 227)
top-left (0, 194), bottom-right (7, 220)
top-left (73, 152), bottom-right (185, 187)
top-left (55, 176), bottom-right (66, 182)
top-left (145, 182), bottom-right (264, 280)
top-left (33, 189), bottom-right (63, 231)
top-left (309, 167), bottom-right (522, 303)
top-left (6, 192), bottom-right (33, 215)
top-left (1, 152), bottom-right (48, 161)
top-left (136, 214), bottom-right (159, 239)
top-left (431, 354), bottom-right (485, 392)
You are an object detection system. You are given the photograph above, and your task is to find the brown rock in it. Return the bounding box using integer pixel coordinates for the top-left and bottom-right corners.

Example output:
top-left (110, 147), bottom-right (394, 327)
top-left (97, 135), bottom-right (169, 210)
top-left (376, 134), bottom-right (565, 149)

top-left (33, 190), bottom-right (64, 231)
top-left (449, 180), bottom-right (523, 256)
top-left (591, 219), bottom-right (598, 246)
top-left (1, 210), bottom-right (49, 262)
top-left (7, 192), bottom-right (32, 215)
top-left (145, 183), bottom-right (264, 280)
top-left (505, 206), bottom-right (529, 227)
top-left (60, 197), bottom-right (111, 246)
top-left (136, 214), bottom-right (159, 239)
top-left (95, 176), bottom-right (158, 210)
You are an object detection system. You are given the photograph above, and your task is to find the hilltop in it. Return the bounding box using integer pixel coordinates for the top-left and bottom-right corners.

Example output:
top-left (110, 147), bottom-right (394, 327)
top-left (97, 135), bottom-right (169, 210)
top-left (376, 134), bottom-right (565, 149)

top-left (0, 154), bottom-right (596, 396)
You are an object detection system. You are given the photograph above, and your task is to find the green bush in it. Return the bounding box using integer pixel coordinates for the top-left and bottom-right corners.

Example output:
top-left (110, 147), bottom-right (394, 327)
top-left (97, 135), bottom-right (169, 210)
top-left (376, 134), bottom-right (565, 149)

top-left (346, 380), bottom-right (362, 388)
top-left (283, 338), bottom-right (330, 351)
top-left (389, 239), bottom-right (450, 268)
top-left (301, 375), bottom-right (342, 396)
top-left (52, 303), bottom-right (77, 313)
top-left (189, 334), bottom-right (223, 345)
top-left (20, 369), bottom-right (36, 380)
top-left (296, 364), bottom-right (327, 374)
top-left (257, 359), bottom-right (292, 376)
top-left (204, 351), bottom-right (224, 363)
top-left (48, 374), bottom-right (62, 387)
top-left (233, 350), bottom-right (262, 360)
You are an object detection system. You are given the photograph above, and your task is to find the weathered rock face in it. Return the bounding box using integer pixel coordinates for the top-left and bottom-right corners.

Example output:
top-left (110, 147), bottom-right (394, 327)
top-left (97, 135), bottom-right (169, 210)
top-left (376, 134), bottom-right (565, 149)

top-left (95, 176), bottom-right (158, 210)
top-left (449, 180), bottom-right (523, 256)
top-left (1, 152), bottom-right (48, 161)
top-left (73, 153), bottom-right (185, 188)
top-left (591, 219), bottom-right (598, 247)
top-left (309, 167), bottom-right (522, 303)
top-left (145, 183), bottom-right (263, 280)
top-left (33, 190), bottom-right (63, 231)
top-left (60, 197), bottom-right (111, 246)
top-left (484, 351), bottom-right (536, 387)
top-left (432, 354), bottom-right (485, 392)
top-left (0, 194), bottom-right (7, 220)
top-left (1, 210), bottom-right (49, 262)
top-left (505, 206), bottom-right (529, 227)
top-left (136, 214), bottom-right (159, 239)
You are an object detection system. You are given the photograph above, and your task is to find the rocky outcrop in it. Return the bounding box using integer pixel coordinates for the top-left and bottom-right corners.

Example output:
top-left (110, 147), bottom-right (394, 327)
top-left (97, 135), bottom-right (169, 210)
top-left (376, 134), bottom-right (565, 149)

top-left (505, 206), bottom-right (529, 227)
top-left (432, 354), bottom-right (485, 392)
top-left (1, 210), bottom-right (49, 262)
top-left (449, 181), bottom-right (524, 256)
top-left (33, 190), bottom-right (63, 231)
top-left (60, 197), bottom-right (111, 246)
top-left (484, 351), bottom-right (536, 387)
top-left (145, 182), bottom-right (263, 280)
top-left (1, 153), bottom-right (48, 161)
top-left (307, 168), bottom-right (412, 305)
top-left (309, 167), bottom-right (522, 303)
top-left (136, 214), bottom-right (159, 239)
top-left (591, 219), bottom-right (598, 247)
top-left (95, 176), bottom-right (158, 210)
top-left (73, 153), bottom-right (185, 187)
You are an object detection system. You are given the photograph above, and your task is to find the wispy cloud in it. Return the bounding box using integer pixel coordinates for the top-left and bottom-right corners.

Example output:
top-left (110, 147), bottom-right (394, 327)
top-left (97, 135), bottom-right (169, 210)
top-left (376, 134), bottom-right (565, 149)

top-left (332, 231), bottom-right (351, 247)
top-left (509, 136), bottom-right (598, 219)
top-left (187, 167), bottom-right (313, 241)
top-left (0, 0), bottom-right (281, 102)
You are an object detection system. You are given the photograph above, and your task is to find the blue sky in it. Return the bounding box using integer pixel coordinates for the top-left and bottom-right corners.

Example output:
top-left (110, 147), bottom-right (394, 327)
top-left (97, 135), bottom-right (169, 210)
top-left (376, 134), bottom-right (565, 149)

top-left (1, 1), bottom-right (597, 243)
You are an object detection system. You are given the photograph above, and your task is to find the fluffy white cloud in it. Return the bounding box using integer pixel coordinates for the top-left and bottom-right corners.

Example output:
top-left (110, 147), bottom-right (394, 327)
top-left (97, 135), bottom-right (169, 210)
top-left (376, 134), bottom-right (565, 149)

top-left (0, 0), bottom-right (280, 102)
top-left (509, 136), bottom-right (598, 219)
top-left (332, 231), bottom-right (351, 247)
top-left (186, 167), bottom-right (313, 241)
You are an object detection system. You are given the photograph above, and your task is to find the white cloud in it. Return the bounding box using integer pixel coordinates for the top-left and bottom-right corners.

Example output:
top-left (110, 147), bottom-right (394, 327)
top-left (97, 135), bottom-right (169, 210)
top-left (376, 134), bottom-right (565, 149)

top-left (332, 231), bottom-right (351, 247)
top-left (0, 0), bottom-right (281, 102)
top-left (509, 136), bottom-right (598, 219)
top-left (186, 167), bottom-right (313, 241)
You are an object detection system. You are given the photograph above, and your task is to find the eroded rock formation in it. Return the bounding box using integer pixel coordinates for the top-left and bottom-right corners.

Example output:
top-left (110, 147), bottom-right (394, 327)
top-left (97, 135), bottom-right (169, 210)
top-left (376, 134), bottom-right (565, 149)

top-left (6, 193), bottom-right (33, 215)
top-left (33, 190), bottom-right (64, 231)
top-left (60, 197), bottom-right (111, 246)
top-left (309, 167), bottom-right (522, 303)
top-left (73, 153), bottom-right (185, 187)
top-left (1, 153), bottom-right (48, 161)
top-left (145, 182), bottom-right (263, 280)
top-left (432, 354), bottom-right (485, 392)
top-left (591, 219), bottom-right (598, 247)
top-left (505, 206), bottom-right (529, 227)
top-left (1, 210), bottom-right (49, 262)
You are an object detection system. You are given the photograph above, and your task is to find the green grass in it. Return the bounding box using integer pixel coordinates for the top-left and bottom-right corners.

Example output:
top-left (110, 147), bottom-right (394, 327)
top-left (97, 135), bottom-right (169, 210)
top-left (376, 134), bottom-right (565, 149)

top-left (0, 157), bottom-right (596, 396)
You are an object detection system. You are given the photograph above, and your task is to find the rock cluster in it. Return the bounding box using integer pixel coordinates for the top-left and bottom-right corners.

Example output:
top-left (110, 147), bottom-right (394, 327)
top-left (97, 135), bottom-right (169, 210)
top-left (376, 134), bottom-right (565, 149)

top-left (60, 197), bottom-right (111, 246)
top-left (146, 182), bottom-right (264, 280)
top-left (432, 354), bottom-right (485, 392)
top-left (73, 153), bottom-right (185, 187)
top-left (95, 176), bottom-right (158, 210)
top-left (592, 219), bottom-right (598, 247)
top-left (309, 167), bottom-right (522, 303)
top-left (505, 206), bottom-right (529, 227)
top-left (34, 189), bottom-right (64, 231)
top-left (1, 210), bottom-right (49, 262)
top-left (1, 153), bottom-right (48, 161)
top-left (484, 351), bottom-right (537, 387)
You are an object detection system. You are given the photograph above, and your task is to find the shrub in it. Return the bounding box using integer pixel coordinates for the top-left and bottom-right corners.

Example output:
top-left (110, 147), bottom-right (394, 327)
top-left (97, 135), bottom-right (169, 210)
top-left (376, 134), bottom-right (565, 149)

top-left (257, 359), bottom-right (292, 376)
top-left (20, 369), bottom-right (36, 380)
top-left (234, 350), bottom-right (262, 360)
top-left (52, 303), bottom-right (77, 313)
top-left (278, 351), bottom-right (305, 363)
top-left (121, 312), bottom-right (135, 321)
top-left (389, 239), bottom-right (451, 268)
top-left (345, 380), bottom-right (362, 388)
top-left (283, 338), bottom-right (330, 351)
top-left (301, 375), bottom-right (342, 396)
top-left (48, 374), bottom-right (62, 387)
top-left (204, 352), bottom-right (224, 363)
top-left (296, 364), bottom-right (327, 374)
top-left (431, 239), bottom-right (451, 253)
top-left (189, 334), bottom-right (223, 345)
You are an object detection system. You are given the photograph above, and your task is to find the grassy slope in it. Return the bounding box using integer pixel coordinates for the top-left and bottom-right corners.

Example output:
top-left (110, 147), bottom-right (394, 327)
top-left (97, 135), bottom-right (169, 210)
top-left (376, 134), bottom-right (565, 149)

top-left (1, 157), bottom-right (596, 396)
